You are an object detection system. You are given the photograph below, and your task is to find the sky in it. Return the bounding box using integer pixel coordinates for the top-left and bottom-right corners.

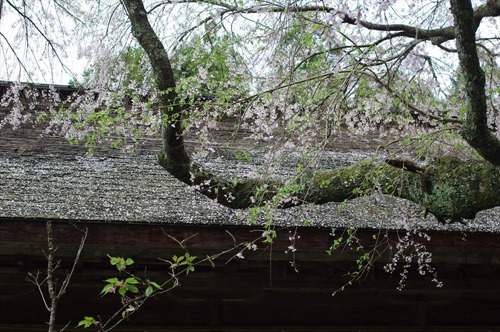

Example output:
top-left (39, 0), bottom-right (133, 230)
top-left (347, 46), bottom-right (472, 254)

top-left (0, 2), bottom-right (89, 85)
top-left (0, 0), bottom-right (498, 87)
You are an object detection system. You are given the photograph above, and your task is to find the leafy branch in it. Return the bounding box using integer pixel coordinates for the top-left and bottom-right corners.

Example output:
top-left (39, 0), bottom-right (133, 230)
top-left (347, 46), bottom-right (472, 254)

top-left (77, 230), bottom-right (265, 331)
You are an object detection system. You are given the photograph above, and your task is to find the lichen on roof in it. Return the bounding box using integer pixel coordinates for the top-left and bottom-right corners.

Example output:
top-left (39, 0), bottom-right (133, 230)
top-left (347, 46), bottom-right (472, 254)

top-left (0, 156), bottom-right (230, 224)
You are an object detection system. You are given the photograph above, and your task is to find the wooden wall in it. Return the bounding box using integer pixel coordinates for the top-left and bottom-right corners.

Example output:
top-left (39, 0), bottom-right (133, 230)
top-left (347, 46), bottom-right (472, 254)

top-left (2, 219), bottom-right (500, 331)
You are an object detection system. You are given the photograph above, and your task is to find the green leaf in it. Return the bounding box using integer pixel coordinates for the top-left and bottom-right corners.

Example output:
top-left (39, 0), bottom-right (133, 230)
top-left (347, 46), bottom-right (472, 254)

top-left (77, 316), bottom-right (97, 328)
top-left (125, 277), bottom-right (140, 285)
top-left (127, 284), bottom-right (139, 293)
top-left (107, 255), bottom-right (134, 271)
top-left (107, 255), bottom-right (119, 264)
top-left (145, 286), bottom-right (153, 297)
top-left (185, 253), bottom-right (197, 262)
top-left (186, 265), bottom-right (195, 275)
top-left (149, 281), bottom-right (162, 290)
top-left (118, 286), bottom-right (128, 296)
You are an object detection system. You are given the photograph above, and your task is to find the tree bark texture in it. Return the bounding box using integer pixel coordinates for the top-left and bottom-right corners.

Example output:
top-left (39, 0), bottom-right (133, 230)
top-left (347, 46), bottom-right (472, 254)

top-left (121, 0), bottom-right (191, 182)
top-left (46, 221), bottom-right (58, 332)
top-left (450, 0), bottom-right (500, 165)
top-left (122, 0), bottom-right (500, 223)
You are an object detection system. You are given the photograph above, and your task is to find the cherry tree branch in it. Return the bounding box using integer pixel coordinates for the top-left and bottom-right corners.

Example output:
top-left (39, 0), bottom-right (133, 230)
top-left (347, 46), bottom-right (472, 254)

top-left (121, 0), bottom-right (499, 222)
top-left (156, 0), bottom-right (500, 46)
top-left (121, 0), bottom-right (192, 181)
top-left (341, 0), bottom-right (500, 45)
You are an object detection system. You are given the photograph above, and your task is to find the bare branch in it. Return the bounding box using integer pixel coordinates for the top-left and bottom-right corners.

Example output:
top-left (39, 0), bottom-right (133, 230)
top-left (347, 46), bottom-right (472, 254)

top-left (25, 222), bottom-right (88, 332)
top-left (161, 229), bottom-right (199, 250)
top-left (46, 221), bottom-right (58, 332)
top-left (57, 225), bottom-right (88, 298)
top-left (0, 31), bottom-right (34, 81)
top-left (26, 271), bottom-right (50, 311)
top-left (340, 13), bottom-right (455, 45)
top-left (4, 0), bottom-right (76, 80)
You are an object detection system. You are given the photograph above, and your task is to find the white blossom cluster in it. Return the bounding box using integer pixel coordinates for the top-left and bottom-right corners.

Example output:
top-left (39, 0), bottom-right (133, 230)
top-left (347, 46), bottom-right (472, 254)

top-left (384, 228), bottom-right (443, 291)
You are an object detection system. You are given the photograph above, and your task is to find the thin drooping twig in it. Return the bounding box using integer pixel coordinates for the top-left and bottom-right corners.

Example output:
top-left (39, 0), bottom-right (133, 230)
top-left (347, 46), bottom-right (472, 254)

top-left (4, 0), bottom-right (76, 80)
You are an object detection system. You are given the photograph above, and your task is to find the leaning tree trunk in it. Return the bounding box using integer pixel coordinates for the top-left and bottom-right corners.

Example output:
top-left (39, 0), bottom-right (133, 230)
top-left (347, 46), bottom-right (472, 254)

top-left (121, 0), bottom-right (500, 224)
top-left (121, 0), bottom-right (191, 183)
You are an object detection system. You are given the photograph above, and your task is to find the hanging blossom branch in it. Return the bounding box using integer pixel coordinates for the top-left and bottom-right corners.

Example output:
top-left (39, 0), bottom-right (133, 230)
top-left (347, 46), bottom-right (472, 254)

top-left (362, 68), bottom-right (464, 125)
top-left (237, 38), bottom-right (463, 128)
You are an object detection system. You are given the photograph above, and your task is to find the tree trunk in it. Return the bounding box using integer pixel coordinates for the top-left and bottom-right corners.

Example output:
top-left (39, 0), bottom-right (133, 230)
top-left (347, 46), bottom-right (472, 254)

top-left (450, 0), bottom-right (500, 165)
top-left (121, 0), bottom-right (191, 183)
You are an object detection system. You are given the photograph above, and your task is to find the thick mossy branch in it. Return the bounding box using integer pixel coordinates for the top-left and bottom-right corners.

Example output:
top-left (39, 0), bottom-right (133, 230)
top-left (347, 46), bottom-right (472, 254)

top-left (159, 150), bottom-right (500, 222)
top-left (122, 0), bottom-right (191, 169)
top-left (158, 151), bottom-right (282, 209)
top-left (417, 157), bottom-right (500, 221)
top-left (312, 157), bottom-right (500, 222)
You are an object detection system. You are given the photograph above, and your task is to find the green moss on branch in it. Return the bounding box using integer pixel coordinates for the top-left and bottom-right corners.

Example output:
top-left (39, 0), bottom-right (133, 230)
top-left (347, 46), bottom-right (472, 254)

top-left (159, 150), bottom-right (500, 223)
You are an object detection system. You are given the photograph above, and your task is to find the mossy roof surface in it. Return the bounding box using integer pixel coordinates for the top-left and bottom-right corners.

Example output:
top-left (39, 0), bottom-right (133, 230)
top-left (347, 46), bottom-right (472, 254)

top-left (1, 154), bottom-right (499, 232)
